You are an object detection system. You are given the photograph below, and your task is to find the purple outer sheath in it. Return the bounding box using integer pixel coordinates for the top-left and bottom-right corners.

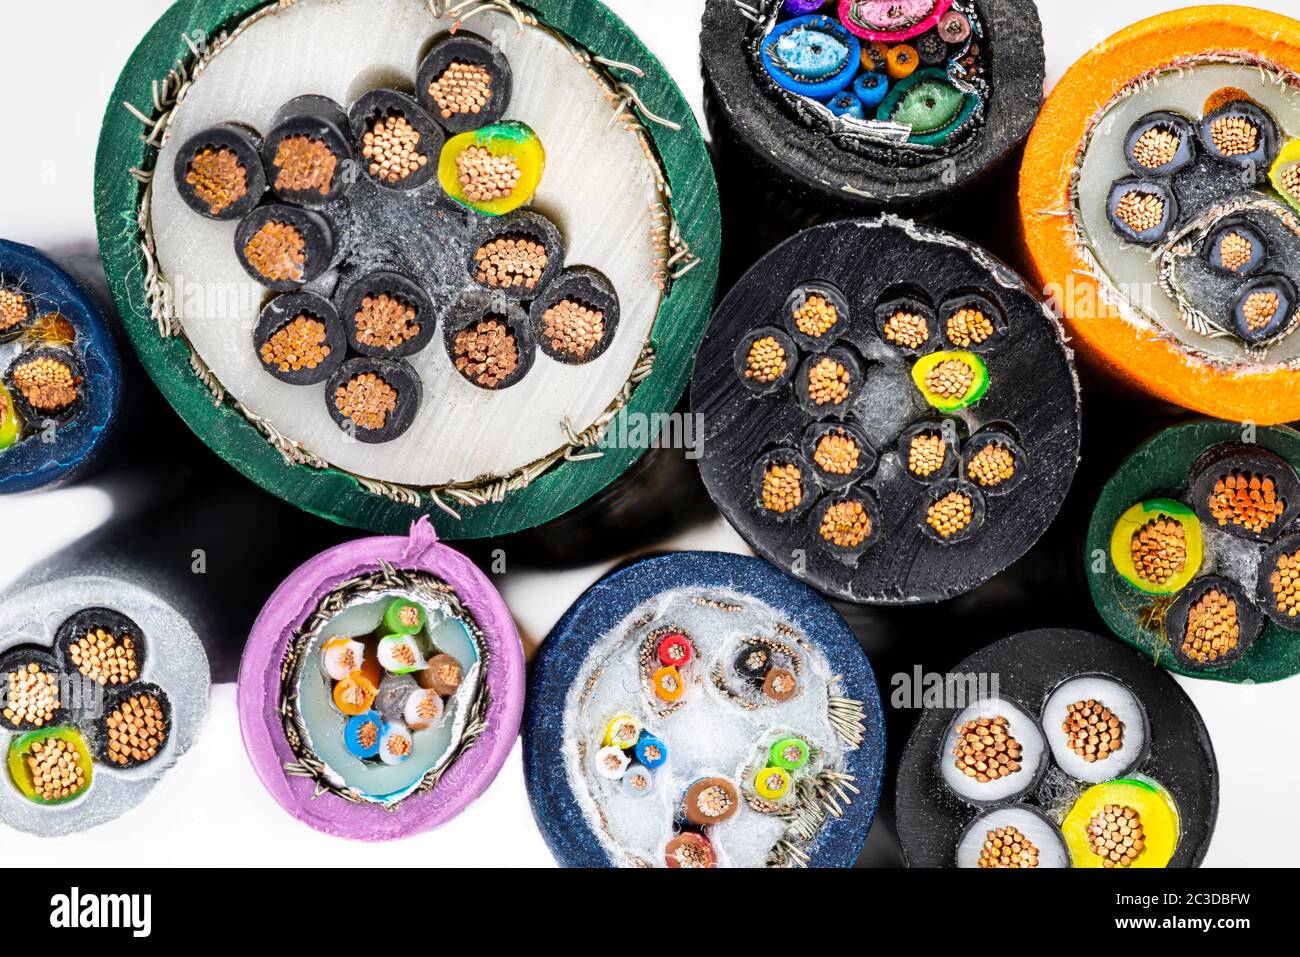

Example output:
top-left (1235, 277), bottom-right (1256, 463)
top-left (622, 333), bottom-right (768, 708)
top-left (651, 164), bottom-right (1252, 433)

top-left (237, 517), bottom-right (525, 840)
top-left (783, 0), bottom-right (829, 14)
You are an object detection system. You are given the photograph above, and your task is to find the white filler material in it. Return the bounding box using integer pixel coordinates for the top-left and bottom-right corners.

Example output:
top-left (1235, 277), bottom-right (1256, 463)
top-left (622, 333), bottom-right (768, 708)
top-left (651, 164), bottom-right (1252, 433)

top-left (941, 697), bottom-right (1046, 805)
top-left (151, 0), bottom-right (663, 485)
top-left (1040, 674), bottom-right (1146, 785)
top-left (562, 587), bottom-right (851, 868)
top-left (955, 806), bottom-right (1069, 868)
top-left (1076, 62), bottom-right (1300, 365)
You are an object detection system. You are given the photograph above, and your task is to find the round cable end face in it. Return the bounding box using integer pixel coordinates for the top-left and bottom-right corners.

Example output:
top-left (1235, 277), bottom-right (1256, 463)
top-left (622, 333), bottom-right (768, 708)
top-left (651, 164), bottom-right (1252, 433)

top-left (443, 292), bottom-right (536, 391)
top-left (337, 271), bottom-right (437, 360)
top-left (348, 89), bottom-right (444, 191)
top-left (0, 582), bottom-right (210, 836)
top-left (897, 629), bottom-right (1217, 869)
top-left (1087, 421), bottom-right (1300, 683)
top-left (325, 357), bottom-right (422, 444)
top-left (95, 0), bottom-right (719, 538)
top-left (236, 521), bottom-right (525, 839)
top-left (701, 0), bottom-right (1044, 211)
top-left (254, 291), bottom-right (347, 385)
top-left (417, 30), bottom-right (514, 134)
top-left (438, 120), bottom-right (544, 215)
top-left (524, 552), bottom-right (885, 867)
top-left (234, 203), bottom-right (336, 291)
top-left (530, 266), bottom-right (620, 365)
top-left (1062, 776), bottom-right (1181, 869)
top-left (173, 122), bottom-right (268, 220)
top-left (1018, 5), bottom-right (1300, 423)
top-left (466, 209), bottom-right (564, 301)
top-left (0, 241), bottom-right (123, 493)
top-left (263, 94), bottom-right (355, 207)
top-left (692, 217), bottom-right (1079, 604)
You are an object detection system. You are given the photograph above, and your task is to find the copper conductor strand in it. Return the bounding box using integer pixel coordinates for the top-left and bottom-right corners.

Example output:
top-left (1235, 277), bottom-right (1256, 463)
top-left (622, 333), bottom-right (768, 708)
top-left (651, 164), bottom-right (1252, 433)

top-left (542, 297), bottom-right (605, 357)
top-left (431, 655), bottom-right (462, 691)
top-left (1210, 115), bottom-right (1259, 156)
top-left (273, 135), bottom-right (338, 196)
top-left (883, 310), bottom-right (928, 349)
top-left (26, 313), bottom-right (76, 347)
top-left (792, 293), bottom-right (837, 338)
top-left (334, 371), bottom-right (399, 430)
top-left (924, 358), bottom-right (975, 400)
top-left (1282, 163), bottom-right (1300, 200)
top-left (813, 429), bottom-right (860, 475)
top-left (243, 220), bottom-right (306, 283)
top-left (1087, 804), bottom-right (1146, 868)
top-left (11, 355), bottom-right (80, 412)
top-left (1131, 125), bottom-right (1181, 169)
top-left (456, 144), bottom-right (521, 202)
top-left (694, 783), bottom-right (734, 819)
top-left (1115, 191), bottom-right (1165, 233)
top-left (671, 840), bottom-right (711, 868)
top-left (387, 732), bottom-right (412, 759)
top-left (1218, 231), bottom-right (1254, 273)
top-left (978, 825), bottom-right (1040, 868)
top-left (475, 234), bottom-right (548, 291)
top-left (927, 490), bottom-right (974, 538)
top-left (4, 662), bottom-right (59, 727)
top-left (414, 692), bottom-right (441, 722)
top-left (819, 499), bottom-right (872, 547)
top-left (1208, 470), bottom-right (1284, 532)
top-left (908, 431), bottom-right (946, 477)
top-left (25, 737), bottom-right (87, 801)
top-left (1129, 516), bottom-right (1187, 585)
top-left (967, 443), bottom-right (1016, 487)
top-left (261, 315), bottom-right (332, 372)
top-left (807, 356), bottom-right (850, 405)
top-left (761, 461), bottom-right (803, 514)
top-left (1269, 549), bottom-right (1300, 617)
top-left (186, 146), bottom-right (249, 215)
top-left (392, 643), bottom-right (416, 668)
top-left (744, 336), bottom-right (788, 383)
top-left (1063, 698), bottom-right (1123, 763)
top-left (355, 294), bottom-right (420, 350)
top-left (357, 719), bottom-right (379, 750)
top-left (1183, 587), bottom-right (1240, 663)
top-left (952, 715), bottom-right (1023, 783)
top-left (69, 629), bottom-right (139, 686)
top-left (363, 113), bottom-right (428, 184)
top-left (452, 316), bottom-right (519, 388)
top-left (428, 60), bottom-right (493, 120)
top-left (0, 288), bottom-right (30, 331)
top-left (946, 307), bottom-right (994, 347)
top-left (104, 693), bottom-right (167, 766)
top-left (1242, 291), bottom-right (1280, 332)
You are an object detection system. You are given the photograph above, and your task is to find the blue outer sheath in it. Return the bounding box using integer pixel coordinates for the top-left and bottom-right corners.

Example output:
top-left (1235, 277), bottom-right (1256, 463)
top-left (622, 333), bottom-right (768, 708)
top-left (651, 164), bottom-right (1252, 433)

top-left (523, 550), bottom-right (886, 868)
top-left (0, 240), bottom-right (122, 494)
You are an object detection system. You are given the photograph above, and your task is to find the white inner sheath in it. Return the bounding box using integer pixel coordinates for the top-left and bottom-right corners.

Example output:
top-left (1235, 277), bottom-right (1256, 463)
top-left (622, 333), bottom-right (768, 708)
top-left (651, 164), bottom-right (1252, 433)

top-left (151, 0), bottom-right (662, 485)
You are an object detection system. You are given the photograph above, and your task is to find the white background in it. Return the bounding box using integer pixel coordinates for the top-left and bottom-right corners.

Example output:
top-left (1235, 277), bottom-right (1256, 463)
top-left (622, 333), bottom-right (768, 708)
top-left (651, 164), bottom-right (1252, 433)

top-left (1, 0), bottom-right (1296, 866)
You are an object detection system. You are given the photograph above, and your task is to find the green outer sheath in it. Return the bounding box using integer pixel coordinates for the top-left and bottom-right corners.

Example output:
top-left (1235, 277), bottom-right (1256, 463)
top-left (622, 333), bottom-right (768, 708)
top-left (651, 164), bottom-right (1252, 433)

top-left (1086, 420), bottom-right (1300, 683)
top-left (93, 0), bottom-right (720, 538)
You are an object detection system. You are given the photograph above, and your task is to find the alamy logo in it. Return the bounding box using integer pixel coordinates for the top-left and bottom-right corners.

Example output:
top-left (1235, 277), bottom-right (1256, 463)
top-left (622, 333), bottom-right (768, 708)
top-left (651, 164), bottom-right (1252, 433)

top-left (890, 667), bottom-right (1000, 710)
top-left (49, 888), bottom-right (151, 938)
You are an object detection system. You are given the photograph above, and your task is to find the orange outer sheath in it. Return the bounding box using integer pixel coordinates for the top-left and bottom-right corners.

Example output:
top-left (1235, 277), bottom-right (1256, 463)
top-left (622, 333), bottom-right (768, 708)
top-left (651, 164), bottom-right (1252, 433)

top-left (1017, 5), bottom-right (1300, 424)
